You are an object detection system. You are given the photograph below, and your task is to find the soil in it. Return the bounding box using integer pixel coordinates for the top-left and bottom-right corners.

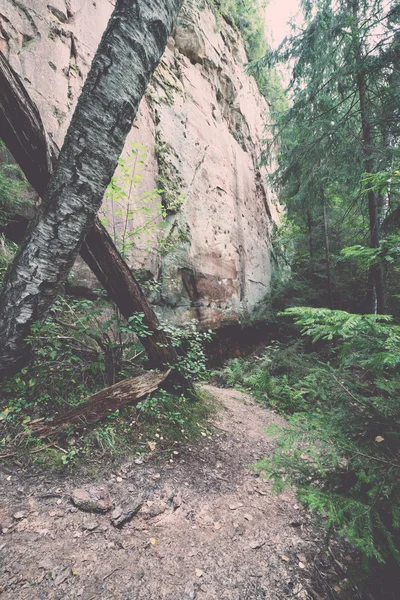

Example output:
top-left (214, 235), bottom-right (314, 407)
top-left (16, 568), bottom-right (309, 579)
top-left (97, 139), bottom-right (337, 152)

top-left (0, 386), bottom-right (348, 599)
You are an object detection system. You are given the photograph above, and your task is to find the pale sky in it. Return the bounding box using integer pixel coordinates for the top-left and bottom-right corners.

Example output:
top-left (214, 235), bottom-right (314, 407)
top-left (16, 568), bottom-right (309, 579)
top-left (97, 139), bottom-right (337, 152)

top-left (265, 0), bottom-right (301, 49)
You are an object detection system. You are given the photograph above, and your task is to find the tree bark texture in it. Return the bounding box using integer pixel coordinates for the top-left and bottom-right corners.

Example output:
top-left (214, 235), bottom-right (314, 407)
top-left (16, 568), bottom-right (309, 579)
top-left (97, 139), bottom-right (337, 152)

top-left (0, 50), bottom-right (182, 375)
top-left (0, 0), bottom-right (184, 377)
top-left (30, 369), bottom-right (171, 437)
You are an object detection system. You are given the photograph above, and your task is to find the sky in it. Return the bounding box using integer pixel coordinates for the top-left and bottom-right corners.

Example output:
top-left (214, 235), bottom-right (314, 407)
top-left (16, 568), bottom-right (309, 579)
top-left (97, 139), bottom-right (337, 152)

top-left (265, 0), bottom-right (301, 49)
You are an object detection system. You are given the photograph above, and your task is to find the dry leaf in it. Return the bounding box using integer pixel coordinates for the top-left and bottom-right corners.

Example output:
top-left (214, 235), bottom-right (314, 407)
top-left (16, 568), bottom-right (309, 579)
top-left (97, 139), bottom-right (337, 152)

top-left (375, 436), bottom-right (384, 443)
top-left (281, 555), bottom-right (289, 562)
top-left (148, 442), bottom-right (156, 451)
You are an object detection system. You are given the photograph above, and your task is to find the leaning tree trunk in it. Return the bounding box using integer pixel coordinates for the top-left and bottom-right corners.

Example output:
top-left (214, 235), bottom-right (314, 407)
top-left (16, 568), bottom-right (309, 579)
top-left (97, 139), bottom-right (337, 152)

top-left (352, 0), bottom-right (386, 314)
top-left (0, 0), bottom-right (184, 377)
top-left (0, 50), bottom-right (187, 379)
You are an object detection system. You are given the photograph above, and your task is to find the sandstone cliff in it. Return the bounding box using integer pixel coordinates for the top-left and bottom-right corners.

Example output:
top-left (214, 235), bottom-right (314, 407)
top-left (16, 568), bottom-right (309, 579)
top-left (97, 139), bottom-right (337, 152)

top-left (0, 0), bottom-right (279, 327)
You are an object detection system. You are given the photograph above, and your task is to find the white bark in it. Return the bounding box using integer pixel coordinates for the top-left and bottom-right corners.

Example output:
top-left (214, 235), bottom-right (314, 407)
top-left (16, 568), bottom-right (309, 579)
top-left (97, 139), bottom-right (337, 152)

top-left (0, 0), bottom-right (184, 376)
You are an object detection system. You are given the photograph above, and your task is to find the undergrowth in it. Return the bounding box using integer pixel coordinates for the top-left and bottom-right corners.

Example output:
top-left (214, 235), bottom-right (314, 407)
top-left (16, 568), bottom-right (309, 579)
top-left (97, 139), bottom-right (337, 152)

top-left (217, 308), bottom-right (400, 569)
top-left (0, 295), bottom-right (214, 470)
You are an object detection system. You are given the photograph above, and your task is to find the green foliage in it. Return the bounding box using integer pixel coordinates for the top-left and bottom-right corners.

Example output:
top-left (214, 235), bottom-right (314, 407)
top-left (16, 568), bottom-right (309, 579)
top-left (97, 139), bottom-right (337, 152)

top-left (161, 319), bottom-right (213, 380)
top-left (253, 307), bottom-right (400, 565)
top-left (0, 141), bottom-right (30, 285)
top-left (0, 236), bottom-right (17, 286)
top-left (102, 141), bottom-right (184, 264)
top-left (0, 292), bottom-right (213, 466)
top-left (211, 0), bottom-right (267, 60)
top-left (102, 141), bottom-right (162, 258)
top-left (257, 0), bottom-right (400, 317)
top-left (0, 140), bottom-right (30, 227)
top-left (136, 388), bottom-right (212, 440)
top-left (154, 134), bottom-right (185, 216)
top-left (0, 297), bottom-right (137, 424)
top-left (210, 0), bottom-right (287, 114)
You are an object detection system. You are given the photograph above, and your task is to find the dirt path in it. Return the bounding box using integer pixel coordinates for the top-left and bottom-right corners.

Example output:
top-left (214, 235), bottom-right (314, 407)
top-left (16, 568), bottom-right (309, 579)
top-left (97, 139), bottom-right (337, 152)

top-left (0, 386), bottom-right (340, 599)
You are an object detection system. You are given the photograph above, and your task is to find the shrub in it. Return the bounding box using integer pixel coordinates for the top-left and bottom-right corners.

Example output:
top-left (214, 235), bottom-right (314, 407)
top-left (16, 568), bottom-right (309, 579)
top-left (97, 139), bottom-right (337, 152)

top-left (256, 308), bottom-right (400, 565)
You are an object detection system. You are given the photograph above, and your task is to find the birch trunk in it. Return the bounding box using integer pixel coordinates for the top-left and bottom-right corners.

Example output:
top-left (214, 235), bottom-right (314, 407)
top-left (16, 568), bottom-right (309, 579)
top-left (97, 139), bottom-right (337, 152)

top-left (0, 0), bottom-right (184, 377)
top-left (0, 50), bottom-right (184, 374)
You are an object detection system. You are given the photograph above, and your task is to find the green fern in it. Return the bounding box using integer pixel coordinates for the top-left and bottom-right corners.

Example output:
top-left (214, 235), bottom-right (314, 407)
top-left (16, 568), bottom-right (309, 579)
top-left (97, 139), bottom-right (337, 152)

top-left (249, 307), bottom-right (400, 565)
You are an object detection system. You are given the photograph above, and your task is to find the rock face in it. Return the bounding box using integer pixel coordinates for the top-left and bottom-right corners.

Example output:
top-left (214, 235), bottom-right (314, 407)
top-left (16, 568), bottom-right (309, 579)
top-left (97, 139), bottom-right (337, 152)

top-left (0, 0), bottom-right (279, 328)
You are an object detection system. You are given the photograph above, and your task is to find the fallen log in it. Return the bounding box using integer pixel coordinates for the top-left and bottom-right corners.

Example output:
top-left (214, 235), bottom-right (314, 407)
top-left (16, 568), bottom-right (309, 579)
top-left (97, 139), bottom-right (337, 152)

top-left (30, 369), bottom-right (171, 437)
top-left (0, 51), bottom-right (189, 387)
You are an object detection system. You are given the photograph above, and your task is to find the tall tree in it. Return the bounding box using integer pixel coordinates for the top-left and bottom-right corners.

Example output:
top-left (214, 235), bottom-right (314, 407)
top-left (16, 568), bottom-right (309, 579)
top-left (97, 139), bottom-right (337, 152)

top-left (0, 51), bottom-right (185, 377)
top-left (265, 0), bottom-right (400, 313)
top-left (0, 0), bottom-right (184, 377)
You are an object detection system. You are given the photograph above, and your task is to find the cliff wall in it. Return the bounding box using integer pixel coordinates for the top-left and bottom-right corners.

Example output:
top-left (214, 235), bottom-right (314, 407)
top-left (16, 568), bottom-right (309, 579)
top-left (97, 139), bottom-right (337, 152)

top-left (0, 0), bottom-right (279, 327)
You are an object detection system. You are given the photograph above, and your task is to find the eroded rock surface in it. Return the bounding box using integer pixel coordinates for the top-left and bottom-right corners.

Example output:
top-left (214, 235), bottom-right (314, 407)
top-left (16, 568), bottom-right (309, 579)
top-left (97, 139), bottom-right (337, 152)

top-left (0, 0), bottom-right (280, 327)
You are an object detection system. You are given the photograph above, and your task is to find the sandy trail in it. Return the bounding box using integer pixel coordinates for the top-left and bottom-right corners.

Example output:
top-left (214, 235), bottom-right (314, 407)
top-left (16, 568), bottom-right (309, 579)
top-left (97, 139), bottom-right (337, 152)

top-left (0, 386), bottom-right (338, 599)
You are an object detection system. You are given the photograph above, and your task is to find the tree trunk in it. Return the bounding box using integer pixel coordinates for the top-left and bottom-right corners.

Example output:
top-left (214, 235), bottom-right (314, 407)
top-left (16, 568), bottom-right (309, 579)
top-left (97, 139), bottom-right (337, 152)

top-left (321, 189), bottom-right (334, 309)
top-left (0, 0), bottom-right (185, 378)
top-left (30, 369), bottom-right (171, 437)
top-left (351, 0), bottom-right (386, 314)
top-left (307, 210), bottom-right (313, 260)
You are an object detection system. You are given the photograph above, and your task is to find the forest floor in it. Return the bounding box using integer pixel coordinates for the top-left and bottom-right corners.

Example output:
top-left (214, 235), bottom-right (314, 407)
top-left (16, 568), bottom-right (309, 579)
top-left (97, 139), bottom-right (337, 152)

top-left (0, 385), bottom-right (349, 600)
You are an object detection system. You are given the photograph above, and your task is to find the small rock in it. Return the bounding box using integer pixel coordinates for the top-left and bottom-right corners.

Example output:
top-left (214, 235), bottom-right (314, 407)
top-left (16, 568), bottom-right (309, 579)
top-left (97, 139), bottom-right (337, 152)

top-left (149, 502), bottom-right (167, 518)
top-left (214, 522), bottom-right (222, 530)
top-left (281, 555), bottom-right (290, 562)
top-left (249, 540), bottom-right (266, 549)
top-left (134, 457), bottom-right (143, 465)
top-left (111, 498), bottom-right (143, 528)
top-left (71, 487), bottom-right (111, 514)
top-left (82, 520), bottom-right (98, 531)
top-left (13, 511), bottom-right (26, 520)
top-left (229, 503), bottom-right (243, 510)
top-left (51, 565), bottom-right (71, 586)
top-left (195, 568), bottom-right (204, 578)
top-left (297, 553), bottom-right (307, 563)
top-left (244, 513), bottom-right (253, 521)
top-left (173, 491), bottom-right (183, 509)
top-left (116, 477), bottom-right (123, 483)
top-left (298, 562), bottom-right (306, 569)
